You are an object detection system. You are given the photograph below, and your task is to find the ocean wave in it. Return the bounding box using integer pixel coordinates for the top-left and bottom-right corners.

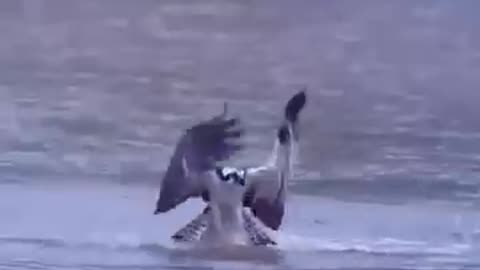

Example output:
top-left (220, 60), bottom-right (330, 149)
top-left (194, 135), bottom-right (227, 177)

top-left (0, 235), bottom-right (169, 254)
top-left (0, 233), bottom-right (472, 260)
top-left (276, 234), bottom-right (473, 259)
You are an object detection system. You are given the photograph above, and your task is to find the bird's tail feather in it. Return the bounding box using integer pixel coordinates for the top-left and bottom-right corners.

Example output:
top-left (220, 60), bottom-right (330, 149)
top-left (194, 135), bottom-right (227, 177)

top-left (171, 207), bottom-right (276, 246)
top-left (242, 208), bottom-right (277, 246)
top-left (171, 207), bottom-right (210, 242)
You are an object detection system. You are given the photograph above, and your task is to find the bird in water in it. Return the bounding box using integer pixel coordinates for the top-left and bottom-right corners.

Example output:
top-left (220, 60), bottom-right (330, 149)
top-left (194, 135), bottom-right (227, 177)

top-left (153, 90), bottom-right (307, 247)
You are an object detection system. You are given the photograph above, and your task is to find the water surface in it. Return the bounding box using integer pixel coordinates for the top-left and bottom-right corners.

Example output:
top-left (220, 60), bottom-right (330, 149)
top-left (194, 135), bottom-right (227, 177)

top-left (1, 1), bottom-right (480, 269)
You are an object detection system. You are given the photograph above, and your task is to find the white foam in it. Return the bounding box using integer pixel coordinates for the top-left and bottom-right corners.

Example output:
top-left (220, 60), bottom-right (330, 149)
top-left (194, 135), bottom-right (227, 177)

top-left (274, 233), bottom-right (472, 256)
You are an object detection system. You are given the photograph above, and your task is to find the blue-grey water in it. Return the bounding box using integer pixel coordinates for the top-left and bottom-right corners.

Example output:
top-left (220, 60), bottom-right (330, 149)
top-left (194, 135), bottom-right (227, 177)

top-left (1, 1), bottom-right (480, 269)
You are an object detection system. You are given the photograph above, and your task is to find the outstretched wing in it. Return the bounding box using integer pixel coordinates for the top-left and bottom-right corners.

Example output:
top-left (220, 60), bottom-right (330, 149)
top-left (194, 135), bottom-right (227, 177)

top-left (171, 206), bottom-right (276, 246)
top-left (154, 105), bottom-right (244, 214)
top-left (244, 90), bottom-right (307, 230)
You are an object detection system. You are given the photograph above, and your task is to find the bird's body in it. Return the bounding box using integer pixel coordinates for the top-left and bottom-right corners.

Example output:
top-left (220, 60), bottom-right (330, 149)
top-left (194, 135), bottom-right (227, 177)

top-left (172, 168), bottom-right (276, 246)
top-left (201, 169), bottom-right (249, 245)
top-left (153, 91), bottom-right (307, 247)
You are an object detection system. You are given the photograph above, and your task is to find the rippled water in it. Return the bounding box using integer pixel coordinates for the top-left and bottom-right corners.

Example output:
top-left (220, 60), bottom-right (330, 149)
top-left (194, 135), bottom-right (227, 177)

top-left (1, 1), bottom-right (480, 269)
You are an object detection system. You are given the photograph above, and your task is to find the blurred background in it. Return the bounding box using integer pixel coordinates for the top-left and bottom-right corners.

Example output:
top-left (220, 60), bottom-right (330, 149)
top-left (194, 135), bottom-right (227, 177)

top-left (1, 1), bottom-right (480, 269)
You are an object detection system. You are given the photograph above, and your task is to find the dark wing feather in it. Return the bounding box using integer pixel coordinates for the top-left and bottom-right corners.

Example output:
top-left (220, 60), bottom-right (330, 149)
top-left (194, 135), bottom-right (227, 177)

top-left (154, 109), bottom-right (244, 214)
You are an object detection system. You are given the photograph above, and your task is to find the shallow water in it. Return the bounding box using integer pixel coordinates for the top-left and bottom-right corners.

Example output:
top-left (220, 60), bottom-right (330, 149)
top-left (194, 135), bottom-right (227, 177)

top-left (2, 183), bottom-right (479, 270)
top-left (1, 0), bottom-right (480, 269)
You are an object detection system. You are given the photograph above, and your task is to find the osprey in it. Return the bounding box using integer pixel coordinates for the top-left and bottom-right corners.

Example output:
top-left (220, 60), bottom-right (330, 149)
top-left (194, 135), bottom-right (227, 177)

top-left (154, 91), bottom-right (307, 246)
